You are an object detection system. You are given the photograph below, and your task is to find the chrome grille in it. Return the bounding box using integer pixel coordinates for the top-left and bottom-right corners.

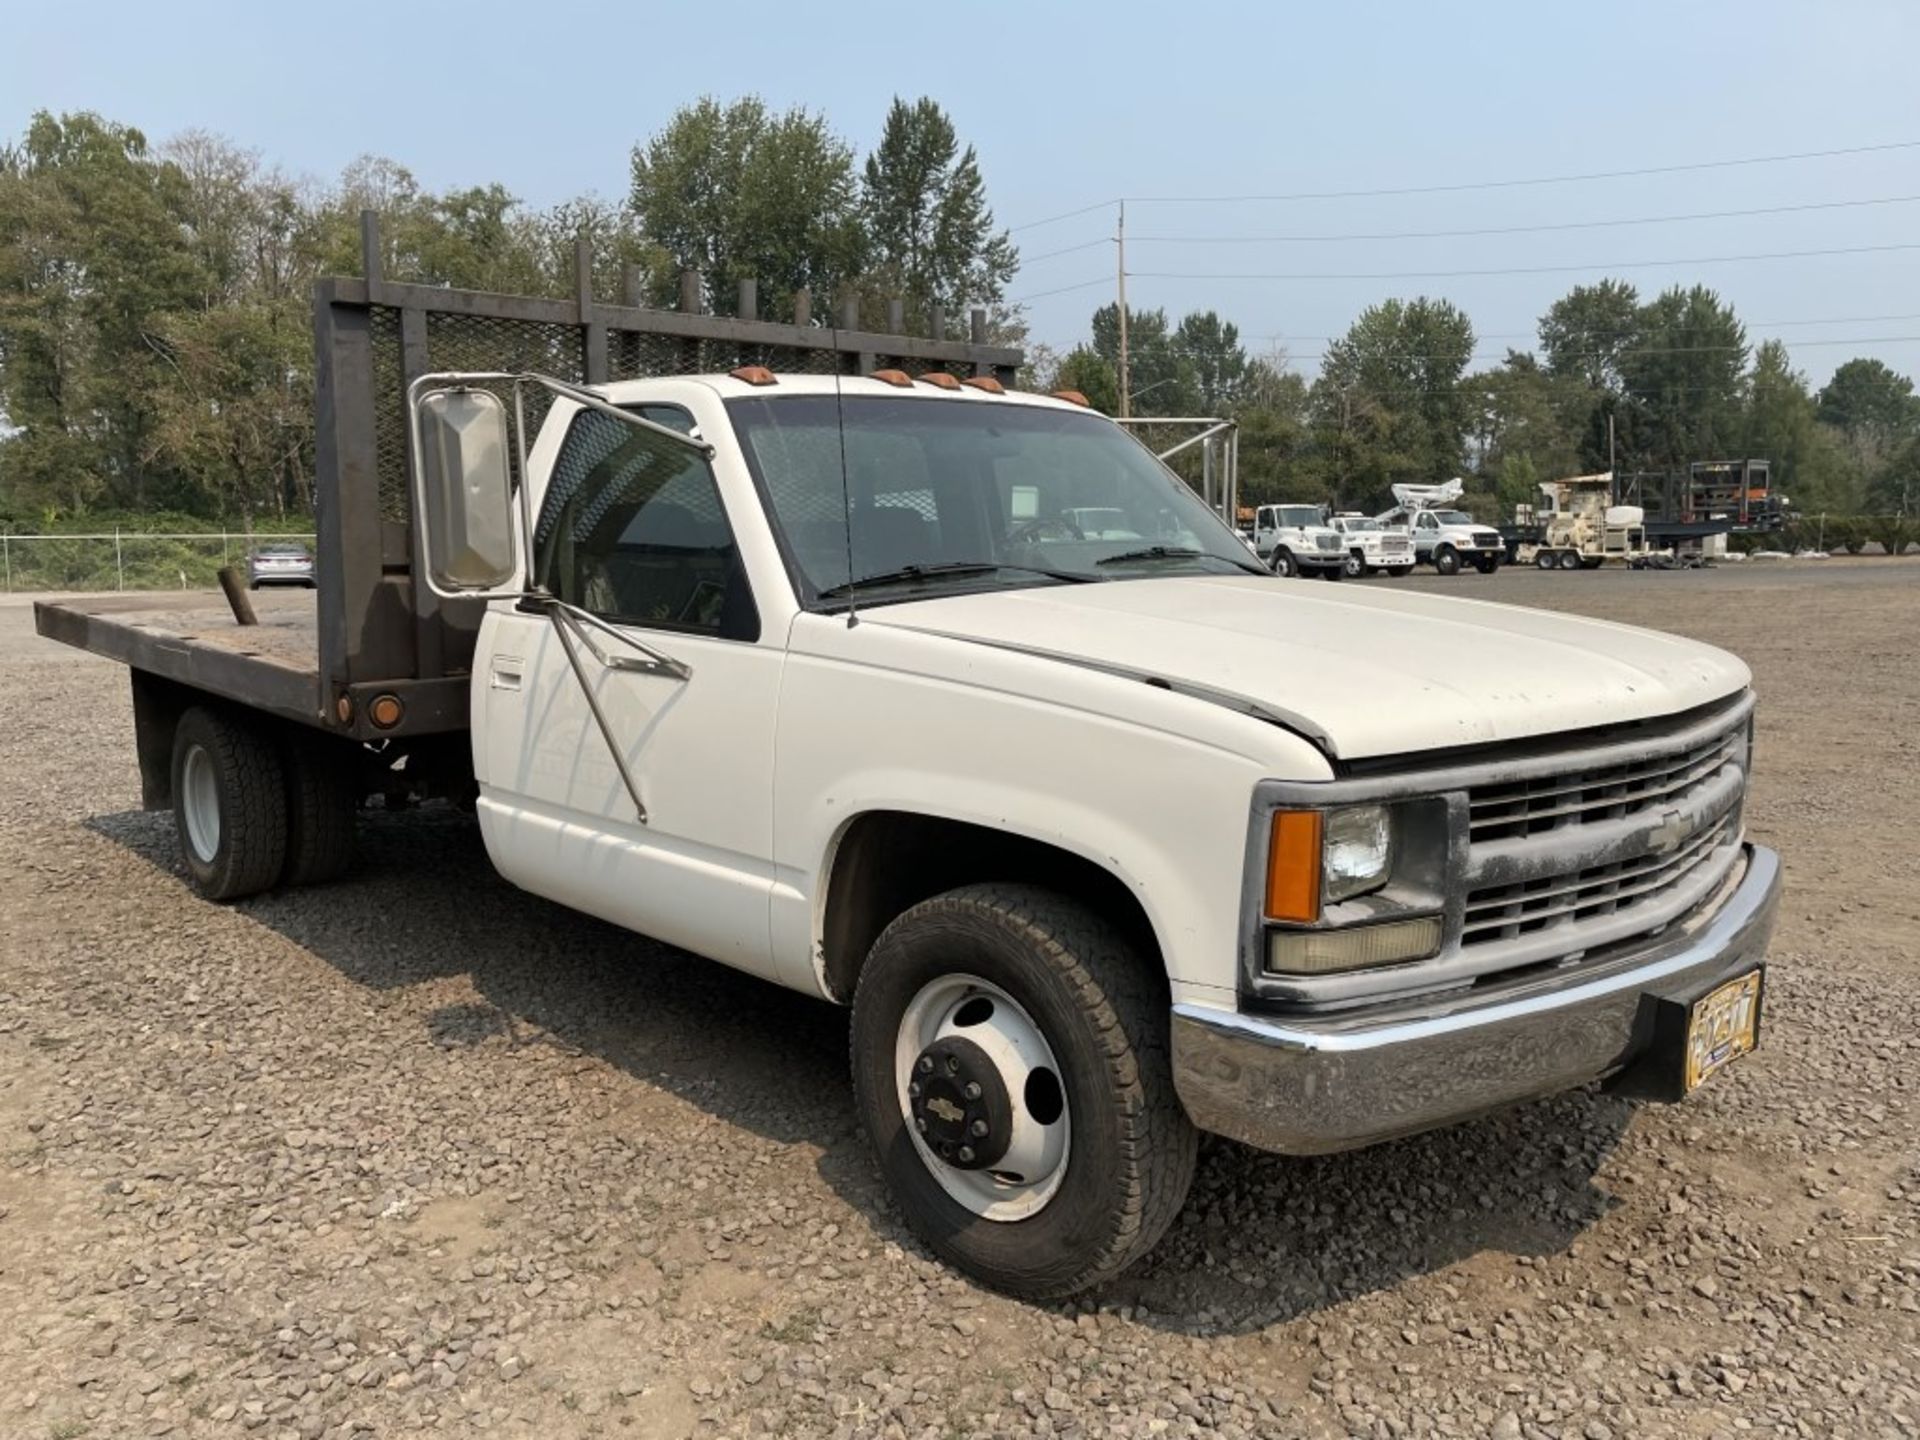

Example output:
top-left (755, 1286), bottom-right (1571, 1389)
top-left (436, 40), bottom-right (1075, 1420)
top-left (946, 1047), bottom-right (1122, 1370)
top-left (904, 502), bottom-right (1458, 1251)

top-left (1315, 533), bottom-right (1341, 552)
top-left (1462, 810), bottom-right (1737, 948)
top-left (1470, 723), bottom-right (1743, 841)
top-left (1456, 699), bottom-right (1750, 967)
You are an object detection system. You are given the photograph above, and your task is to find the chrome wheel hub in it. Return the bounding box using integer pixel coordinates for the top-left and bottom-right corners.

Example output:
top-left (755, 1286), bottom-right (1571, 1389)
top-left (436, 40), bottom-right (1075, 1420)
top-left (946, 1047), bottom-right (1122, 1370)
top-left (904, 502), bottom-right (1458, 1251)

top-left (895, 975), bottom-right (1070, 1221)
top-left (180, 744), bottom-right (221, 862)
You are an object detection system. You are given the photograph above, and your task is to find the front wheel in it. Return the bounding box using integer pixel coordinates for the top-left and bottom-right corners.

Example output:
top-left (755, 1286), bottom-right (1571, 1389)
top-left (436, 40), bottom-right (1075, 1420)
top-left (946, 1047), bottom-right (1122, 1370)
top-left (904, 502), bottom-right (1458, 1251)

top-left (1343, 551), bottom-right (1366, 578)
top-left (1433, 544), bottom-right (1461, 576)
top-left (850, 885), bottom-right (1197, 1299)
top-left (1270, 548), bottom-right (1298, 578)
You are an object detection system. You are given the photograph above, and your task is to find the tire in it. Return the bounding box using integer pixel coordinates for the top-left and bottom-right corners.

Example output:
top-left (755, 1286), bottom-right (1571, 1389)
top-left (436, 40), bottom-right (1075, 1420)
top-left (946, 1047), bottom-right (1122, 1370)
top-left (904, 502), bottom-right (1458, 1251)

top-left (1535, 550), bottom-right (1557, 570)
top-left (1270, 549), bottom-right (1297, 578)
top-left (171, 706), bottom-right (288, 901)
top-left (1343, 551), bottom-right (1366, 578)
top-left (280, 738), bottom-right (360, 887)
top-left (1433, 544), bottom-right (1461, 576)
top-left (1557, 549), bottom-right (1581, 571)
top-left (850, 885), bottom-right (1198, 1300)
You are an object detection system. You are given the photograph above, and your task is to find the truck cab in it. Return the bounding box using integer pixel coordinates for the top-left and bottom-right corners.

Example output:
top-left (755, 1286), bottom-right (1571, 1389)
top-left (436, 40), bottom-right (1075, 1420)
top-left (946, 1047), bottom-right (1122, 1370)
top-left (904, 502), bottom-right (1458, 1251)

top-left (1252, 503), bottom-right (1346, 579)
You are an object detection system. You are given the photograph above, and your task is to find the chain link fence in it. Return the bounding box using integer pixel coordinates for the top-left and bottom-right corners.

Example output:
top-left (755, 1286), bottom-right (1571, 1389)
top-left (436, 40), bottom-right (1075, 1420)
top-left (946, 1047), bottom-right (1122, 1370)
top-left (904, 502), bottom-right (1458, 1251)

top-left (0, 533), bottom-right (315, 593)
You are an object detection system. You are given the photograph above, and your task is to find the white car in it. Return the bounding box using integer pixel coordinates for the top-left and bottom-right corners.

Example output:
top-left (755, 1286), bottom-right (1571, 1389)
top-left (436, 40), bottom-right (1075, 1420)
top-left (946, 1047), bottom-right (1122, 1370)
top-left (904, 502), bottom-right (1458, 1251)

top-left (1327, 514), bottom-right (1414, 578)
top-left (72, 371), bottom-right (1782, 1302)
top-left (1252, 503), bottom-right (1347, 579)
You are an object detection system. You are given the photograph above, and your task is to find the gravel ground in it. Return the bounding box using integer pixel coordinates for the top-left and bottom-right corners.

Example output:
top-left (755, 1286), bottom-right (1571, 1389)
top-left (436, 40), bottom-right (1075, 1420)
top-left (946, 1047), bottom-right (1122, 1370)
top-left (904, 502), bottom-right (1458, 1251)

top-left (2, 560), bottom-right (1917, 1440)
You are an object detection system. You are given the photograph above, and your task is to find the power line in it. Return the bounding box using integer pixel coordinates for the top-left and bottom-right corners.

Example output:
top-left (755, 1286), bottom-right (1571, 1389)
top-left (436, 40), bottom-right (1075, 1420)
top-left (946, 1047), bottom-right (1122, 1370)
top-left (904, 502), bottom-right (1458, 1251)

top-left (1127, 193), bottom-right (1920, 246)
top-left (1005, 139), bottom-right (1920, 230)
top-left (1009, 198), bottom-right (1120, 234)
top-left (1130, 240), bottom-right (1920, 283)
top-left (1019, 237), bottom-right (1112, 264)
top-left (1009, 275), bottom-right (1115, 303)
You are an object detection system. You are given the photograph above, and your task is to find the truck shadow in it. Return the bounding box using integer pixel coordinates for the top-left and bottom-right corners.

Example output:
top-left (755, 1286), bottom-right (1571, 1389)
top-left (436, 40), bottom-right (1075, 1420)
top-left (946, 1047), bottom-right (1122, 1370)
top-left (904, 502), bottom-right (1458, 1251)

top-left (88, 802), bottom-right (1633, 1338)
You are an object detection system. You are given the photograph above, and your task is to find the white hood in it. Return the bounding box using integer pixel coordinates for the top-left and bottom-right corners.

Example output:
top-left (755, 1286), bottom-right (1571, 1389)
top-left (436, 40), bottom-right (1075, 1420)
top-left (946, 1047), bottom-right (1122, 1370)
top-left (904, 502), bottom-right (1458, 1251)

top-left (865, 575), bottom-right (1750, 760)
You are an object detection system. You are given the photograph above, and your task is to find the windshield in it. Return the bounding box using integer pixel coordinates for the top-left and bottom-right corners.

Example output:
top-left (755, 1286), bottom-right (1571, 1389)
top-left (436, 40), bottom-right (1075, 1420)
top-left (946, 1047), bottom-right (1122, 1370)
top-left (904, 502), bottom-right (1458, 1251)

top-left (1337, 517), bottom-right (1379, 532)
top-left (1431, 510), bottom-right (1477, 526)
top-left (726, 395), bottom-right (1262, 604)
top-left (1273, 506), bottom-right (1322, 527)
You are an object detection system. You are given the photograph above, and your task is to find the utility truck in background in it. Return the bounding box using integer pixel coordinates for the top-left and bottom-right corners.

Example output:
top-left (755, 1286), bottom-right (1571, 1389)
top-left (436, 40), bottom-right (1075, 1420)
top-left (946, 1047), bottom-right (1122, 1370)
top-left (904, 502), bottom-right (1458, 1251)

top-left (1378, 480), bottom-right (1506, 575)
top-left (34, 223), bottom-right (1783, 1300)
top-left (1252, 503), bottom-right (1347, 579)
top-left (1327, 513), bottom-right (1415, 578)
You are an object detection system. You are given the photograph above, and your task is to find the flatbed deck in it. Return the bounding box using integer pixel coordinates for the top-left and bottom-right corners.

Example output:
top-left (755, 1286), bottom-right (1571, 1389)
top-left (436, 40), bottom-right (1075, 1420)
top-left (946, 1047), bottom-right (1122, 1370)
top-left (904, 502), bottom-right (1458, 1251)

top-left (34, 591), bottom-right (325, 727)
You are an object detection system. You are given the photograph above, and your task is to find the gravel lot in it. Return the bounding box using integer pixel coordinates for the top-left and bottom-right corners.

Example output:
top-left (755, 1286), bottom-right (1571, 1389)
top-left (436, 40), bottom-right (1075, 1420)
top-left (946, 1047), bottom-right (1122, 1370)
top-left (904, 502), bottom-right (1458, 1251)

top-left (3, 560), bottom-right (1917, 1440)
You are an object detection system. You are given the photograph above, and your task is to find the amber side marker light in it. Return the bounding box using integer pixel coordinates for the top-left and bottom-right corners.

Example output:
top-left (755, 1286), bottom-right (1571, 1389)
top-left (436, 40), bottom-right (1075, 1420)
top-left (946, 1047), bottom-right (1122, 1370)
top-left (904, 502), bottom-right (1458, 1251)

top-left (729, 365), bottom-right (778, 386)
top-left (917, 371), bottom-right (962, 390)
top-left (368, 694), bottom-right (405, 730)
top-left (1050, 389), bottom-right (1092, 407)
top-left (871, 369), bottom-right (915, 388)
top-left (962, 375), bottom-right (1005, 394)
top-left (1265, 810), bottom-right (1323, 923)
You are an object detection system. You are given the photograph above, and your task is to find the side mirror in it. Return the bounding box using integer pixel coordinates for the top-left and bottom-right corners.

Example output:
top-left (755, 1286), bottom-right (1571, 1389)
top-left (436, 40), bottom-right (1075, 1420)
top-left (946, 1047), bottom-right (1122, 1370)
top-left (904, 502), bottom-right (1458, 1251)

top-left (413, 387), bottom-right (518, 594)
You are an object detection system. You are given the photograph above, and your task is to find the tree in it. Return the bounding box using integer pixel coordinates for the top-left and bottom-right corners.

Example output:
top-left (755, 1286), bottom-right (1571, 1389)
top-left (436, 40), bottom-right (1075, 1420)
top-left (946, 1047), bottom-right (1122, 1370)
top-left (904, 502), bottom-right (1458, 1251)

top-left (1816, 357), bottom-right (1918, 484)
top-left (1469, 351), bottom-right (1584, 511)
top-left (1618, 285), bottom-right (1746, 471)
top-left (1539, 279), bottom-right (1640, 390)
top-left (1089, 304), bottom-right (1194, 415)
top-left (628, 97), bottom-right (865, 319)
top-left (0, 111), bottom-right (205, 513)
top-left (860, 97), bottom-right (1016, 327)
top-left (1051, 345), bottom-right (1119, 414)
top-left (1172, 310), bottom-right (1249, 413)
top-left (1313, 296), bottom-right (1476, 506)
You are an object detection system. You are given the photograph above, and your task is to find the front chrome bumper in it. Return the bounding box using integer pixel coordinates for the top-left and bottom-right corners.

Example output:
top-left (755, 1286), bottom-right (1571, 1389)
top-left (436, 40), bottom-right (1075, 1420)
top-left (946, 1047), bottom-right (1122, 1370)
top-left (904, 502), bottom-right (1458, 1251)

top-left (1172, 844), bottom-right (1781, 1155)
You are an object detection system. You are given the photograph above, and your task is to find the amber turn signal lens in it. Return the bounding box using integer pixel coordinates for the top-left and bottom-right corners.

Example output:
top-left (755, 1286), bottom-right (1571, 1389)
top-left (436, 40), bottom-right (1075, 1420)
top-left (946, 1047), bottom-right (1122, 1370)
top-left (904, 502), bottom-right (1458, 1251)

top-left (368, 694), bottom-right (405, 730)
top-left (1265, 810), bottom-right (1323, 922)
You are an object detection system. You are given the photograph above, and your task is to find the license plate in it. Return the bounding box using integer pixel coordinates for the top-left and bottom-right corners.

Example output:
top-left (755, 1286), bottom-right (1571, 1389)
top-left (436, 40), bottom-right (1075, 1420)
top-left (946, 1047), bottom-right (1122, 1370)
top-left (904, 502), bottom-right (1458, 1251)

top-left (1685, 971), bottom-right (1762, 1090)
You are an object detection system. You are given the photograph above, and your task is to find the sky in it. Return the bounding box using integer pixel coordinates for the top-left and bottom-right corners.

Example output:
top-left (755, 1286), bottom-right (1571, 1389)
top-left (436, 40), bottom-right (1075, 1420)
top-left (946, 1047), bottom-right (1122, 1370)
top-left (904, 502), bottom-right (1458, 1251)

top-left (6, 0), bottom-right (1919, 388)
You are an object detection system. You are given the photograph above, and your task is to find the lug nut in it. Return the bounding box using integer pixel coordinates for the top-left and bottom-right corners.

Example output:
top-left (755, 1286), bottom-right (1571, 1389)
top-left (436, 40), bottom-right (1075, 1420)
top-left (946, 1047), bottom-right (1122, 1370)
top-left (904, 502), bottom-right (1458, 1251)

top-left (963, 1081), bottom-right (982, 1100)
top-left (970, 1119), bottom-right (989, 1137)
top-left (916, 1056), bottom-right (933, 1075)
top-left (945, 1055), bottom-right (960, 1074)
top-left (914, 1116), bottom-right (927, 1133)
top-left (908, 1081), bottom-right (921, 1099)
top-left (957, 1146), bottom-right (975, 1163)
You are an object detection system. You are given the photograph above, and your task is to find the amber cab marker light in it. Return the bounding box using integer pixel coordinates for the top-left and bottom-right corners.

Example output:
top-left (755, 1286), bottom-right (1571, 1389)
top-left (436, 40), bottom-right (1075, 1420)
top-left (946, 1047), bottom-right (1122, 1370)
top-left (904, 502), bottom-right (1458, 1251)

top-left (917, 371), bottom-right (963, 390)
top-left (1265, 809), bottom-right (1323, 923)
top-left (368, 694), bottom-right (405, 730)
top-left (1050, 389), bottom-right (1091, 408)
top-left (871, 368), bottom-right (915, 388)
top-left (962, 375), bottom-right (1006, 394)
top-left (729, 365), bottom-right (778, 386)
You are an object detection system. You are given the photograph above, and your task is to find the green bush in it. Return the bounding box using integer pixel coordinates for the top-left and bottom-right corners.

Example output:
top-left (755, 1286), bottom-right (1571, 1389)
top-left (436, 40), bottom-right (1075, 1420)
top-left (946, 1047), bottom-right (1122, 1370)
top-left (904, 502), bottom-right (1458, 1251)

top-left (1865, 516), bottom-right (1912, 557)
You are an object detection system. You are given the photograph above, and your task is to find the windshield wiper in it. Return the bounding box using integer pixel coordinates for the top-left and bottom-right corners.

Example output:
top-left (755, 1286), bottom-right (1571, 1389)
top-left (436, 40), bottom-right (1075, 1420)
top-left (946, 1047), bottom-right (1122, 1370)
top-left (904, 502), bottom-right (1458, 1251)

top-left (817, 561), bottom-right (1095, 599)
top-left (1095, 546), bottom-right (1265, 575)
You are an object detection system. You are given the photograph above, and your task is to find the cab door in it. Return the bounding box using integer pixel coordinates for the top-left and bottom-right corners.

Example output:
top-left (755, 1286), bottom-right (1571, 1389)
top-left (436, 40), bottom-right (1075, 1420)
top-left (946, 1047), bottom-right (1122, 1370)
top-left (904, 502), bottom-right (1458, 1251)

top-left (473, 402), bottom-right (783, 980)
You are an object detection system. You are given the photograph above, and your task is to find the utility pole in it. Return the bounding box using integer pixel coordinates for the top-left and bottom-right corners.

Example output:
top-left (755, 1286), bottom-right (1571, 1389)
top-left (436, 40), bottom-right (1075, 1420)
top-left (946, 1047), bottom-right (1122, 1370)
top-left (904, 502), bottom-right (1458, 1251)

top-left (1116, 200), bottom-right (1130, 419)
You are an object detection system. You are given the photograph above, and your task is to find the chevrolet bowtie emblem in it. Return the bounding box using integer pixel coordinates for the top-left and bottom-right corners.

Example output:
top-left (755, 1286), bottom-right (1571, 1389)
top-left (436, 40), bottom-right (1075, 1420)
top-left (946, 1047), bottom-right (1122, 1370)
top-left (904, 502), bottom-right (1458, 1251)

top-left (925, 1096), bottom-right (964, 1124)
top-left (1647, 806), bottom-right (1693, 856)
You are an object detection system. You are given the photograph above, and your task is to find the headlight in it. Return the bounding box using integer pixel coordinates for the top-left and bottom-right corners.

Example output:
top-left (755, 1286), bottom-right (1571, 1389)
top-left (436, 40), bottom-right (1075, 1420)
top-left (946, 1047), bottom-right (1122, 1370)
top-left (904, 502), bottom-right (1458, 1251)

top-left (1263, 803), bottom-right (1394, 921)
top-left (1323, 804), bottom-right (1391, 903)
